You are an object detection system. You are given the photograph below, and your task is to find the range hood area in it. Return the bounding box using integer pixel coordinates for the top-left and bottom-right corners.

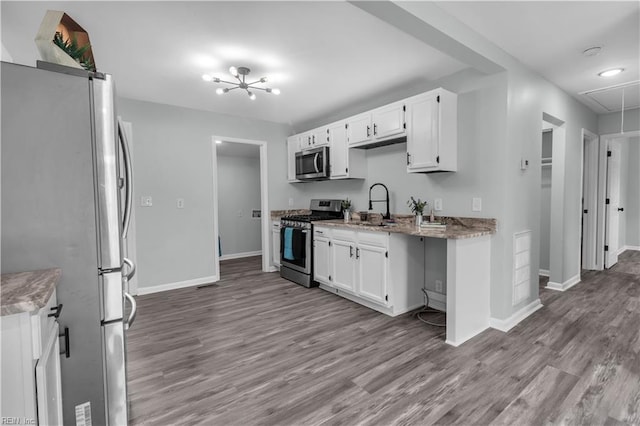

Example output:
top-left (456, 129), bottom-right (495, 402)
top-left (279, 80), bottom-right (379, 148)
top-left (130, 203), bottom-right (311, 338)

top-left (352, 135), bottom-right (407, 150)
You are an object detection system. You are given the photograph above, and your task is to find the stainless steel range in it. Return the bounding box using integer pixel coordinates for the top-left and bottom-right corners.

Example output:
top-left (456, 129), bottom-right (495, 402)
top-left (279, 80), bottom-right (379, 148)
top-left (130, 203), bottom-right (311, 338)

top-left (280, 199), bottom-right (343, 287)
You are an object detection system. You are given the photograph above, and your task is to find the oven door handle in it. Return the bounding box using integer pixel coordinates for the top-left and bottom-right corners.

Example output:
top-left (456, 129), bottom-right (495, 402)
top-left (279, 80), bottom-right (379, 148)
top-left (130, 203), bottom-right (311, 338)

top-left (313, 153), bottom-right (320, 173)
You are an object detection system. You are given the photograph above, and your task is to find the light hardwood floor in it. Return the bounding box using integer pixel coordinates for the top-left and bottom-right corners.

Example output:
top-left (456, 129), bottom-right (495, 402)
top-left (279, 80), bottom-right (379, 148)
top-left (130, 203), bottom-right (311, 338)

top-left (127, 252), bottom-right (640, 425)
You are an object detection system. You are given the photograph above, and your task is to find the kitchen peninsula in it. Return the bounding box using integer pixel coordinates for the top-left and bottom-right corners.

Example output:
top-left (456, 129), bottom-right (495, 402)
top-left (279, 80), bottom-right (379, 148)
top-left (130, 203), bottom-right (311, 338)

top-left (313, 216), bottom-right (496, 347)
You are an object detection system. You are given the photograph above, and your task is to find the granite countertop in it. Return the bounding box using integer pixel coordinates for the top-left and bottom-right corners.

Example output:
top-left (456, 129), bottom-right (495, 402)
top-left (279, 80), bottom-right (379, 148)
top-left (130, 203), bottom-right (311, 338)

top-left (1, 268), bottom-right (61, 316)
top-left (313, 215), bottom-right (496, 239)
top-left (270, 209), bottom-right (311, 220)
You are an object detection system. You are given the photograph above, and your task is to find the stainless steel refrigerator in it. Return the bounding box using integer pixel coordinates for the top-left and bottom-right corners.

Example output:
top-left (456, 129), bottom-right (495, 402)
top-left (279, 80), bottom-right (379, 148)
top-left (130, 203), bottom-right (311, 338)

top-left (1, 60), bottom-right (135, 425)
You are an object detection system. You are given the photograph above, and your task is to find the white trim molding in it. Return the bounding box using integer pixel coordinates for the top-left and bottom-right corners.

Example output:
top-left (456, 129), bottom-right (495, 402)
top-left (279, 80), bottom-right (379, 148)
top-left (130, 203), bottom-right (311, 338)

top-left (622, 245), bottom-right (640, 252)
top-left (490, 299), bottom-right (543, 332)
top-left (546, 273), bottom-right (581, 292)
top-left (425, 290), bottom-right (447, 312)
top-left (219, 250), bottom-right (262, 261)
top-left (137, 275), bottom-right (219, 295)
top-left (539, 269), bottom-right (550, 277)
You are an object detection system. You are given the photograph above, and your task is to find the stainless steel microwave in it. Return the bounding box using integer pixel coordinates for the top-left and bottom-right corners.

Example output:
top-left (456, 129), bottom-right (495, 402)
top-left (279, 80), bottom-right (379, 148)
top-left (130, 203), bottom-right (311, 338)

top-left (295, 146), bottom-right (330, 180)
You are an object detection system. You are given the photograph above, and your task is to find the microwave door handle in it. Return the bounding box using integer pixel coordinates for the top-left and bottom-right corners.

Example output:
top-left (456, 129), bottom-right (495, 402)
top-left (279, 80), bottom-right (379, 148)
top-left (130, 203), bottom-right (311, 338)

top-left (118, 118), bottom-right (133, 239)
top-left (314, 153), bottom-right (320, 173)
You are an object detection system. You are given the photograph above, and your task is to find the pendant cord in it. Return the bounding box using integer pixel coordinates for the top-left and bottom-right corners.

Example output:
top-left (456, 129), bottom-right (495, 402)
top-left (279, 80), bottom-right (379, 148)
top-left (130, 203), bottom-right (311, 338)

top-left (621, 88), bottom-right (625, 134)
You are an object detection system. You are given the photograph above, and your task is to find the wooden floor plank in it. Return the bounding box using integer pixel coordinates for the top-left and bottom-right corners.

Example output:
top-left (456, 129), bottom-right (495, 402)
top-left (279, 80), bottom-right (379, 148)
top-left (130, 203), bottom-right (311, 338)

top-left (128, 252), bottom-right (640, 425)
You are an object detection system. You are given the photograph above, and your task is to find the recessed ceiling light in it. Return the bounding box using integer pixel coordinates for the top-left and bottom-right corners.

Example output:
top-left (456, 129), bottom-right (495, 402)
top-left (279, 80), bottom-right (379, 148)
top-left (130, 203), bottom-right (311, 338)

top-left (582, 46), bottom-right (602, 57)
top-left (215, 140), bottom-right (222, 144)
top-left (598, 68), bottom-right (624, 77)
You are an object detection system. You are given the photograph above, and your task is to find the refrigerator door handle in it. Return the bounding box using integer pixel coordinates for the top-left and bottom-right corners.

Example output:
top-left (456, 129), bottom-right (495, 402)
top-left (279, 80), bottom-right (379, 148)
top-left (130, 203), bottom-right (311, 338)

top-left (118, 118), bottom-right (133, 239)
top-left (124, 292), bottom-right (137, 330)
top-left (123, 257), bottom-right (136, 281)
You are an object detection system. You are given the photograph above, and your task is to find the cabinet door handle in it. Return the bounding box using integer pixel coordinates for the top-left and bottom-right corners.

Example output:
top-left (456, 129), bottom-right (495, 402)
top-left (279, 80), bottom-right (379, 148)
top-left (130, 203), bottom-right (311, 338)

top-left (356, 248), bottom-right (360, 259)
top-left (618, 207), bottom-right (624, 212)
top-left (373, 123), bottom-right (377, 135)
top-left (366, 125), bottom-right (370, 137)
top-left (350, 246), bottom-right (353, 258)
top-left (407, 152), bottom-right (411, 165)
top-left (59, 326), bottom-right (70, 358)
top-left (48, 303), bottom-right (64, 318)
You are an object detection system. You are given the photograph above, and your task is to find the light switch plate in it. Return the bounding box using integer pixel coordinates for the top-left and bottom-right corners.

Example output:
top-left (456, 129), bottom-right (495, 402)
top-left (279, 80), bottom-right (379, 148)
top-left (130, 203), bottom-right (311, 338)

top-left (472, 197), bottom-right (482, 212)
top-left (177, 198), bottom-right (184, 209)
top-left (434, 198), bottom-right (443, 211)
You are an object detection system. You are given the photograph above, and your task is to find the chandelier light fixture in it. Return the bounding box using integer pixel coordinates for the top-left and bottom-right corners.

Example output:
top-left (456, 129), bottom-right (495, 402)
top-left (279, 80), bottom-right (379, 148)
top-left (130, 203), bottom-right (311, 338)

top-left (202, 66), bottom-right (280, 100)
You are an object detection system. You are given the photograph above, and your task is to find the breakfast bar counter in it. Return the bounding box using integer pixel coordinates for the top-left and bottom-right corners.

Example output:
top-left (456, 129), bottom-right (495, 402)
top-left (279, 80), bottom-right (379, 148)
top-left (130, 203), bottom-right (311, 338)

top-left (312, 216), bottom-right (496, 347)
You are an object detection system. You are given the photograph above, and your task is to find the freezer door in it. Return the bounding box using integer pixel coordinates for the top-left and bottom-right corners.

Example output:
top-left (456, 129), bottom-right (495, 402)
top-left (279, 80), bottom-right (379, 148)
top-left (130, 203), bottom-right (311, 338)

top-left (92, 74), bottom-right (123, 270)
top-left (102, 321), bottom-right (128, 426)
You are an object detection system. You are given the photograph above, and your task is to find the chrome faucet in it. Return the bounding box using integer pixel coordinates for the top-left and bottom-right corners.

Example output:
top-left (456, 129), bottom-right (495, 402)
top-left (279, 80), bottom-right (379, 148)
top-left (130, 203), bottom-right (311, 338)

top-left (368, 183), bottom-right (390, 220)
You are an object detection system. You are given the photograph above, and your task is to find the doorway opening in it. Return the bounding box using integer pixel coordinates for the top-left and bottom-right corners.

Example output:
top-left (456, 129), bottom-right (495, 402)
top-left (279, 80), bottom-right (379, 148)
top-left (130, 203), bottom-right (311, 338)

top-left (599, 131), bottom-right (640, 269)
top-left (540, 113), bottom-right (569, 291)
top-left (211, 136), bottom-right (271, 280)
top-left (580, 129), bottom-right (599, 271)
top-left (539, 128), bottom-right (553, 278)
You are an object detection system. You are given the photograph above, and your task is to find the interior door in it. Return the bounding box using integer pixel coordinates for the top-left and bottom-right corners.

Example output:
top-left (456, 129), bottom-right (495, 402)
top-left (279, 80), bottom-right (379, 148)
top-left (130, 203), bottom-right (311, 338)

top-left (605, 139), bottom-right (622, 268)
top-left (581, 134), bottom-right (599, 270)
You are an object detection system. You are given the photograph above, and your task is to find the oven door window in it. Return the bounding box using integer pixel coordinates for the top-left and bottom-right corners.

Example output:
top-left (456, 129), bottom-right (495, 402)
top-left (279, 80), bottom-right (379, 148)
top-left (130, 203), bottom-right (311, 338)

top-left (280, 227), bottom-right (307, 268)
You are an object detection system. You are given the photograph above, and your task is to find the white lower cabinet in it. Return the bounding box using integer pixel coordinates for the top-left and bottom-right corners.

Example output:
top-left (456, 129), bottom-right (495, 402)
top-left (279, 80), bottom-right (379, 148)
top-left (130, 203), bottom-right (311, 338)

top-left (313, 227), bottom-right (424, 316)
top-left (357, 239), bottom-right (389, 305)
top-left (272, 220), bottom-right (281, 269)
top-left (312, 228), bottom-right (331, 284)
top-left (331, 234), bottom-right (358, 292)
top-left (1, 289), bottom-right (63, 425)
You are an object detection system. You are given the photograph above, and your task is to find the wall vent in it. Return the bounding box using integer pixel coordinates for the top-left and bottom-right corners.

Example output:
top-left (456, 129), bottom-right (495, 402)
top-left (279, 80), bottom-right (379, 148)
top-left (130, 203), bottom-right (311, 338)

top-left (513, 230), bottom-right (532, 306)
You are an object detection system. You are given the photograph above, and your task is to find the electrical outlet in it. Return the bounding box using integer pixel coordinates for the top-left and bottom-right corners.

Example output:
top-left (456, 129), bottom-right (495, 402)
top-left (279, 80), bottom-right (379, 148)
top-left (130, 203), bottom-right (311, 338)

top-left (434, 198), bottom-right (443, 211)
top-left (472, 197), bottom-right (482, 212)
top-left (288, 198), bottom-right (294, 207)
top-left (237, 209), bottom-right (244, 218)
top-left (176, 198), bottom-right (184, 209)
top-left (141, 196), bottom-right (152, 207)
top-left (435, 280), bottom-right (443, 293)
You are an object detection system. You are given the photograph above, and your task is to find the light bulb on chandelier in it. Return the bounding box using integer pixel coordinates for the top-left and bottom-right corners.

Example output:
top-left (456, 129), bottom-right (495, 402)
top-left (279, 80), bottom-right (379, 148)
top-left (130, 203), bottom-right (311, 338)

top-left (202, 66), bottom-right (280, 100)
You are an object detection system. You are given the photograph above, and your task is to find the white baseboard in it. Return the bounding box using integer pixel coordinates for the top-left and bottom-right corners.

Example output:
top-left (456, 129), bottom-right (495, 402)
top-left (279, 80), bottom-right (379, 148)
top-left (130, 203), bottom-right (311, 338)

top-left (546, 273), bottom-right (580, 292)
top-left (425, 290), bottom-right (447, 312)
top-left (220, 250), bottom-right (262, 261)
top-left (538, 269), bottom-right (550, 277)
top-left (490, 299), bottom-right (543, 332)
top-left (621, 245), bottom-right (640, 252)
top-left (137, 275), bottom-right (219, 295)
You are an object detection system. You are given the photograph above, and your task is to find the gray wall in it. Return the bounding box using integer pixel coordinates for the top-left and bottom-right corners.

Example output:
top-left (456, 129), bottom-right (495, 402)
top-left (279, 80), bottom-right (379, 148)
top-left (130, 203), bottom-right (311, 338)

top-left (217, 152), bottom-right (262, 257)
top-left (117, 98), bottom-right (291, 289)
top-left (598, 108), bottom-right (640, 135)
top-left (624, 137), bottom-right (640, 247)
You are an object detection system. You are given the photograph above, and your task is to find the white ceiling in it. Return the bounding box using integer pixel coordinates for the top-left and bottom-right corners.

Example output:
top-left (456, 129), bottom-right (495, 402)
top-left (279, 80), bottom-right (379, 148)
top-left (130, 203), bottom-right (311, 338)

top-left (0, 1), bottom-right (466, 126)
top-left (435, 1), bottom-right (640, 114)
top-left (2, 1), bottom-right (638, 126)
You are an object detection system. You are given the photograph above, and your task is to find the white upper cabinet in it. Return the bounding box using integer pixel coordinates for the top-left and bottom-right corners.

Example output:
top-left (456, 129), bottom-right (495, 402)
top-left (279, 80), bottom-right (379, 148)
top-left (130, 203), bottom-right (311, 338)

top-left (288, 87), bottom-right (457, 180)
top-left (347, 101), bottom-right (406, 148)
top-left (346, 113), bottom-right (373, 147)
top-left (371, 101), bottom-right (406, 141)
top-left (300, 126), bottom-right (328, 150)
top-left (406, 89), bottom-right (457, 173)
top-left (328, 121), bottom-right (366, 180)
top-left (286, 135), bottom-right (299, 182)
